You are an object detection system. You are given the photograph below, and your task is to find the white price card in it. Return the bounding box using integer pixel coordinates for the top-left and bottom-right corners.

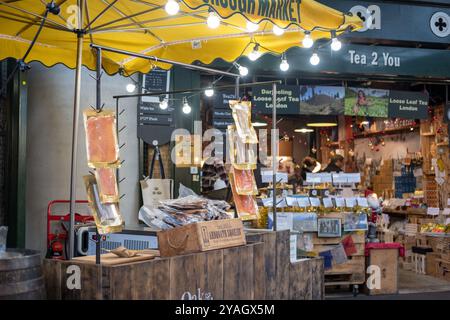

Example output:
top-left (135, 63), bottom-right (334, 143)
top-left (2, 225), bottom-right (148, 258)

top-left (262, 198), bottom-right (286, 208)
top-left (427, 207), bottom-right (440, 216)
top-left (347, 173), bottom-right (361, 183)
top-left (290, 235), bottom-right (298, 263)
top-left (297, 197), bottom-right (311, 208)
top-left (357, 197), bottom-right (369, 207)
top-left (447, 198), bottom-right (450, 206)
top-left (334, 197), bottom-right (345, 208)
top-left (309, 197), bottom-right (321, 207)
top-left (286, 197), bottom-right (298, 207)
top-left (332, 173), bottom-right (347, 184)
top-left (323, 197), bottom-right (334, 208)
top-left (345, 197), bottom-right (357, 208)
top-left (306, 173), bottom-right (321, 183)
top-left (442, 208), bottom-right (450, 216)
top-left (277, 213), bottom-right (293, 231)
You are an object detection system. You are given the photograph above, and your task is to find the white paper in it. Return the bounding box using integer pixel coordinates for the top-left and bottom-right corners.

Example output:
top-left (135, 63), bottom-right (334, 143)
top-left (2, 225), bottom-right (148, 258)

top-left (332, 173), bottom-right (347, 184)
top-left (446, 218), bottom-right (450, 225)
top-left (323, 197), bottom-right (334, 208)
top-left (357, 197), bottom-right (369, 207)
top-left (335, 197), bottom-right (345, 208)
top-left (277, 212), bottom-right (293, 231)
top-left (262, 197), bottom-right (286, 208)
top-left (309, 197), bottom-right (321, 207)
top-left (346, 173), bottom-right (361, 183)
top-left (427, 207), bottom-right (440, 216)
top-left (286, 197), bottom-right (298, 207)
top-left (345, 197), bottom-right (357, 208)
top-left (297, 197), bottom-right (311, 208)
top-left (442, 208), bottom-right (450, 216)
top-left (261, 171), bottom-right (288, 183)
top-left (447, 198), bottom-right (450, 206)
top-left (306, 173), bottom-right (321, 183)
top-left (290, 234), bottom-right (298, 263)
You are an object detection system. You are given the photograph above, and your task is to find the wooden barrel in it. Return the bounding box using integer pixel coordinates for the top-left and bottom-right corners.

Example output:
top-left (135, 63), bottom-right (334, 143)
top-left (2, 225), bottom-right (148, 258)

top-left (0, 249), bottom-right (46, 300)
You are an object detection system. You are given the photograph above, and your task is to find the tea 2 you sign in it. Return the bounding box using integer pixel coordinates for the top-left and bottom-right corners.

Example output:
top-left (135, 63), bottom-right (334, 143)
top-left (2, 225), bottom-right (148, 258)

top-left (253, 85), bottom-right (300, 115)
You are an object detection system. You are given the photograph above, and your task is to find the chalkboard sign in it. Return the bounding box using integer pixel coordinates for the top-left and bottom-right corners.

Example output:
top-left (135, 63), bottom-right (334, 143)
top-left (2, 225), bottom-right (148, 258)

top-left (141, 69), bottom-right (170, 103)
top-left (253, 85), bottom-right (300, 115)
top-left (138, 69), bottom-right (172, 145)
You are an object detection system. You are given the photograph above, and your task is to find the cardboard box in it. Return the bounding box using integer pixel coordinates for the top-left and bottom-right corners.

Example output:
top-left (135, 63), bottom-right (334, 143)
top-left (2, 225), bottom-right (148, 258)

top-left (158, 218), bottom-right (246, 257)
top-left (426, 252), bottom-right (441, 277)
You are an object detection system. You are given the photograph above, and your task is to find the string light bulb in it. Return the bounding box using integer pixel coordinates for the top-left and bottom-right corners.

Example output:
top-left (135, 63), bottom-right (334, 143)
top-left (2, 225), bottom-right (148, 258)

top-left (206, 11), bottom-right (220, 29)
top-left (279, 54), bottom-right (289, 72)
top-left (246, 21), bottom-right (259, 32)
top-left (234, 62), bottom-right (248, 76)
top-left (330, 31), bottom-right (342, 51)
top-left (302, 31), bottom-right (314, 48)
top-left (310, 52), bottom-right (320, 66)
top-left (182, 97), bottom-right (191, 114)
top-left (248, 44), bottom-right (261, 61)
top-left (204, 87), bottom-right (214, 97)
top-left (159, 100), bottom-right (168, 110)
top-left (273, 25), bottom-right (284, 36)
top-left (126, 83), bottom-right (136, 93)
top-left (165, 0), bottom-right (179, 15)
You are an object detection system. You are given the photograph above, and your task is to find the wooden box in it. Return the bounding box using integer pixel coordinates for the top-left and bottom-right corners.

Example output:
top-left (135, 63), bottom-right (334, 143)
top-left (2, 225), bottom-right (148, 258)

top-left (365, 248), bottom-right (399, 295)
top-left (426, 252), bottom-right (441, 277)
top-left (44, 243), bottom-right (260, 300)
top-left (158, 218), bottom-right (246, 257)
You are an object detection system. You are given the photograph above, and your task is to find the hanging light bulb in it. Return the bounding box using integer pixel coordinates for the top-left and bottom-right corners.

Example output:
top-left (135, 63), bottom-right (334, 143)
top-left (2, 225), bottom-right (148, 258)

top-left (234, 62), bottom-right (249, 76)
top-left (182, 97), bottom-right (191, 114)
top-left (330, 31), bottom-right (342, 51)
top-left (279, 54), bottom-right (289, 72)
top-left (206, 11), bottom-right (220, 29)
top-left (273, 25), bottom-right (284, 36)
top-left (204, 87), bottom-right (214, 97)
top-left (302, 31), bottom-right (314, 48)
top-left (246, 21), bottom-right (259, 32)
top-left (126, 83), bottom-right (136, 93)
top-left (310, 52), bottom-right (320, 66)
top-left (248, 44), bottom-right (261, 61)
top-left (159, 100), bottom-right (168, 110)
top-left (165, 0), bottom-right (179, 15)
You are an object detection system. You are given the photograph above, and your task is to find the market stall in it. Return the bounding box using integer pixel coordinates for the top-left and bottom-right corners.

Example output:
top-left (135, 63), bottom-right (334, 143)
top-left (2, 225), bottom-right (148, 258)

top-left (0, 0), bottom-right (364, 300)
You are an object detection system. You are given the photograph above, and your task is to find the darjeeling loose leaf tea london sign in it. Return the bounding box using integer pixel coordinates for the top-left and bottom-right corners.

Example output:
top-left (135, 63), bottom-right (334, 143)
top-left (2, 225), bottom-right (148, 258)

top-left (253, 85), bottom-right (300, 115)
top-left (388, 91), bottom-right (429, 119)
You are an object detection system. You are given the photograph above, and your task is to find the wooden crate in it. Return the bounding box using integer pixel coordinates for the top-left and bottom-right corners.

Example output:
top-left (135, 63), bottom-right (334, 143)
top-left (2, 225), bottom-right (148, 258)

top-left (246, 230), bottom-right (324, 300)
top-left (365, 248), bottom-right (399, 295)
top-left (158, 218), bottom-right (246, 257)
top-left (44, 243), bottom-right (260, 300)
top-left (426, 252), bottom-right (441, 277)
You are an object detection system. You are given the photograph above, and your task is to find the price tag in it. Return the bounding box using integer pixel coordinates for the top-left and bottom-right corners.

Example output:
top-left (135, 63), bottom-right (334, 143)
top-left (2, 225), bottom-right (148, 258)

top-left (290, 234), bottom-right (298, 263)
top-left (427, 207), bottom-right (440, 216)
top-left (332, 173), bottom-right (347, 184)
top-left (345, 197), bottom-right (357, 208)
top-left (447, 198), bottom-right (450, 206)
top-left (334, 197), bottom-right (345, 208)
top-left (347, 173), bottom-right (361, 183)
top-left (297, 197), bottom-right (311, 208)
top-left (306, 173), bottom-right (321, 183)
top-left (286, 197), bottom-right (298, 207)
top-left (309, 197), bottom-right (321, 207)
top-left (442, 208), bottom-right (450, 216)
top-left (277, 212), bottom-right (293, 231)
top-left (323, 197), bottom-right (334, 208)
top-left (357, 197), bottom-right (369, 207)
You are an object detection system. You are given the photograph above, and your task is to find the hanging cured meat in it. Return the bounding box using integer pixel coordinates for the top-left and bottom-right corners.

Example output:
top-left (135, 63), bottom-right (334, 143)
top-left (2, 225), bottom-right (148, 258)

top-left (229, 174), bottom-right (258, 219)
top-left (95, 167), bottom-right (119, 204)
top-left (232, 167), bottom-right (257, 195)
top-left (84, 110), bottom-right (119, 168)
top-left (229, 100), bottom-right (258, 144)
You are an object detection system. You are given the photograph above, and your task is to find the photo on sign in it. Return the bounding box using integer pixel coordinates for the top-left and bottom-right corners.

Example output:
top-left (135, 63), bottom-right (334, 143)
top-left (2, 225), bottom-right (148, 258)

top-left (293, 213), bottom-right (318, 232)
top-left (299, 86), bottom-right (345, 115)
top-left (343, 213), bottom-right (369, 232)
top-left (344, 87), bottom-right (389, 118)
top-left (318, 218), bottom-right (342, 238)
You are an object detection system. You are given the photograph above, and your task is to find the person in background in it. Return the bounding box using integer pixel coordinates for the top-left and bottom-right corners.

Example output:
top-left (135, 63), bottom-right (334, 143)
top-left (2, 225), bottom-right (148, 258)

top-left (300, 156), bottom-right (319, 181)
top-left (322, 154), bottom-right (344, 173)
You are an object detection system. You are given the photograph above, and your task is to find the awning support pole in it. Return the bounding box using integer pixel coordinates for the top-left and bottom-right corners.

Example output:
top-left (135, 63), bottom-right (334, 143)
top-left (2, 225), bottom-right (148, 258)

top-left (94, 46), bottom-right (102, 265)
top-left (68, 0), bottom-right (84, 260)
top-left (272, 82), bottom-right (277, 231)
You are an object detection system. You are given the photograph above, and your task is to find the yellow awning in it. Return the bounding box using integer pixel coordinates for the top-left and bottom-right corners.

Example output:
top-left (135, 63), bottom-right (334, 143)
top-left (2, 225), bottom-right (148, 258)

top-left (0, 0), bottom-right (362, 75)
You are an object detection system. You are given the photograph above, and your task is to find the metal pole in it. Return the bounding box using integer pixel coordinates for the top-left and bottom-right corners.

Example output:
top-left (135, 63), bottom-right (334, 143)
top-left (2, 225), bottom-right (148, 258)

top-left (272, 82), bottom-right (277, 231)
top-left (95, 47), bottom-right (102, 265)
top-left (235, 77), bottom-right (240, 99)
top-left (68, 1), bottom-right (84, 260)
top-left (90, 44), bottom-right (239, 78)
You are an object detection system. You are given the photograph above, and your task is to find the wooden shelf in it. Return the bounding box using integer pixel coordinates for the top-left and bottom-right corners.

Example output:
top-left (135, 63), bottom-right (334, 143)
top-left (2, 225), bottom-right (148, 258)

top-left (354, 125), bottom-right (420, 139)
top-left (421, 132), bottom-right (436, 137)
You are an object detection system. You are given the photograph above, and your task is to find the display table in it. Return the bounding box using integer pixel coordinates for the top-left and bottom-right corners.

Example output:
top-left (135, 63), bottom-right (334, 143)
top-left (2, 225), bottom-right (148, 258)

top-left (365, 243), bottom-right (404, 295)
top-left (44, 230), bottom-right (324, 300)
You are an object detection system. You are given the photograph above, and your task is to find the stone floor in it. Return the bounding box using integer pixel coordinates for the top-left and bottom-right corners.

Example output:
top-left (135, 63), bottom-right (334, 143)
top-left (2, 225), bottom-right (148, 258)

top-left (326, 269), bottom-right (450, 300)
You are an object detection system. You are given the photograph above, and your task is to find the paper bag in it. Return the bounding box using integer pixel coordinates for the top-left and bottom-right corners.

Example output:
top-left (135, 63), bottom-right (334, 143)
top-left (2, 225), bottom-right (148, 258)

top-left (140, 178), bottom-right (173, 208)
